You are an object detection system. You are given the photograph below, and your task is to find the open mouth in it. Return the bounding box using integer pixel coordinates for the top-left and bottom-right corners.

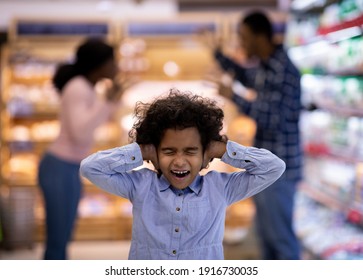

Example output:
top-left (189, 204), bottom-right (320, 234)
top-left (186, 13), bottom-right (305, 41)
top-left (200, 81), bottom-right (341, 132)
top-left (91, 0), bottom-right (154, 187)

top-left (171, 170), bottom-right (190, 178)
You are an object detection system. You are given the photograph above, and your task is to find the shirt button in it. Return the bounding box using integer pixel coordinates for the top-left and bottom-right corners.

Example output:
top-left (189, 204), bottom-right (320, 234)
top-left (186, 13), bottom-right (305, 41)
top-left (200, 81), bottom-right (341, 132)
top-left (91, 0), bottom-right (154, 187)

top-left (178, 193), bottom-right (182, 196)
top-left (175, 228), bottom-right (179, 233)
top-left (176, 207), bottom-right (181, 212)
top-left (172, 250), bottom-right (177, 255)
top-left (131, 156), bottom-right (135, 160)
top-left (232, 152), bottom-right (236, 156)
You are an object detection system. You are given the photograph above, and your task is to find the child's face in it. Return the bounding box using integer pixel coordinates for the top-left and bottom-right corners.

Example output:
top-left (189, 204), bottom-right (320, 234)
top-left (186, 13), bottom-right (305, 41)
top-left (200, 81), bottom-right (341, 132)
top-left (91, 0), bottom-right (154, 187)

top-left (158, 127), bottom-right (203, 190)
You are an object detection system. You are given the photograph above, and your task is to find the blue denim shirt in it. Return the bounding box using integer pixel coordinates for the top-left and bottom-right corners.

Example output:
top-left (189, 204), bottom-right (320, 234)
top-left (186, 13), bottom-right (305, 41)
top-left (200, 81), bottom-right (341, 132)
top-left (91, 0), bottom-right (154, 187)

top-left (80, 141), bottom-right (285, 259)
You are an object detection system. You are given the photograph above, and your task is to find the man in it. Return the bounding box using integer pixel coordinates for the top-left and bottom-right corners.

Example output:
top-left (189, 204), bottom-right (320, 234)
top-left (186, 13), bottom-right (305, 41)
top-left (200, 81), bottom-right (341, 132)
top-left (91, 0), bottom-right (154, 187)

top-left (210, 11), bottom-right (302, 259)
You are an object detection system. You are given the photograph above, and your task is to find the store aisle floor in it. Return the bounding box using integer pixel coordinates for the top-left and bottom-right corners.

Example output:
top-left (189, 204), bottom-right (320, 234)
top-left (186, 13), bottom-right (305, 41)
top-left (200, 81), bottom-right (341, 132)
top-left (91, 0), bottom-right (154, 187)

top-left (0, 224), bottom-right (261, 260)
top-left (0, 231), bottom-right (260, 260)
top-left (0, 241), bottom-right (131, 260)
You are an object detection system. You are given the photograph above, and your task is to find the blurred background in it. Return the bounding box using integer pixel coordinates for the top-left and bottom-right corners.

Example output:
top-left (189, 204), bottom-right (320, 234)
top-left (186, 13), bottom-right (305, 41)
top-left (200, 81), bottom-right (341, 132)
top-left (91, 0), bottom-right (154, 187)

top-left (0, 0), bottom-right (363, 260)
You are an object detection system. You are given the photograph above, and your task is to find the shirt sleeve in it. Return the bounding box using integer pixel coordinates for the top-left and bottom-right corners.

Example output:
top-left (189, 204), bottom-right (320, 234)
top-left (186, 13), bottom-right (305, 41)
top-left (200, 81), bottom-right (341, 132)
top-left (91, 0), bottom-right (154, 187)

top-left (80, 142), bottom-right (145, 200)
top-left (231, 93), bottom-right (253, 115)
top-left (247, 68), bottom-right (301, 132)
top-left (214, 49), bottom-right (257, 88)
top-left (214, 50), bottom-right (257, 115)
top-left (220, 140), bottom-right (286, 204)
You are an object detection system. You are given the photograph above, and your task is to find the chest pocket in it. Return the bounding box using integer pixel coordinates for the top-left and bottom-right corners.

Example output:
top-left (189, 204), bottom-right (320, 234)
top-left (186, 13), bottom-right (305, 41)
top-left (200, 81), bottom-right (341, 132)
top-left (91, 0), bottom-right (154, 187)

top-left (187, 199), bottom-right (211, 233)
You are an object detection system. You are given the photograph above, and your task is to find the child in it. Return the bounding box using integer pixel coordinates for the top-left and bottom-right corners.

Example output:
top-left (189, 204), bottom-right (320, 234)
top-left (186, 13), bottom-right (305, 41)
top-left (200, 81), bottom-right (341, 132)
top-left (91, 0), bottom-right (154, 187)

top-left (80, 90), bottom-right (285, 260)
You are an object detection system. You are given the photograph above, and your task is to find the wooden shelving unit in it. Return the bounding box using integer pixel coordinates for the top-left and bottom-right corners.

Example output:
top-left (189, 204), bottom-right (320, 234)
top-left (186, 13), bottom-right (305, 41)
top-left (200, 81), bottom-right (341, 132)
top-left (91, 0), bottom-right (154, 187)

top-left (0, 19), bottom-right (135, 248)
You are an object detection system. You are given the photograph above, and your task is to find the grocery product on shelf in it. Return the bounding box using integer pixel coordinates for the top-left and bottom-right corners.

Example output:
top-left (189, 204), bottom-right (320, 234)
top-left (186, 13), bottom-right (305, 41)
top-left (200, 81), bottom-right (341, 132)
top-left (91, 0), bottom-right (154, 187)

top-left (295, 191), bottom-right (363, 260)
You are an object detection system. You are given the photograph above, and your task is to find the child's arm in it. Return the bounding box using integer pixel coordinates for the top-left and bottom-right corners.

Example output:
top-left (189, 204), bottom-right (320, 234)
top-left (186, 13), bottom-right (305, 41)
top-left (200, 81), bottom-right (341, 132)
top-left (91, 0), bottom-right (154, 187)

top-left (80, 142), bottom-right (146, 199)
top-left (210, 140), bottom-right (286, 204)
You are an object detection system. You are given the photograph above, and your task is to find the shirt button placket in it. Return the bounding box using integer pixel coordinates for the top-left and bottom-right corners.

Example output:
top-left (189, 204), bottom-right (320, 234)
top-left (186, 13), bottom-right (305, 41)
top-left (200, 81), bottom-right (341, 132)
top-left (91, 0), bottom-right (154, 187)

top-left (170, 191), bottom-right (183, 259)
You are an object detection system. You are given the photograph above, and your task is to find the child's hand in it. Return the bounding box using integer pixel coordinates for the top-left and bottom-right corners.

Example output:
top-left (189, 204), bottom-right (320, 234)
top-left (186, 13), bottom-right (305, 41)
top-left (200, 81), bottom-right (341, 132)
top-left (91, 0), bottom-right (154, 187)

top-left (202, 136), bottom-right (228, 168)
top-left (139, 144), bottom-right (159, 170)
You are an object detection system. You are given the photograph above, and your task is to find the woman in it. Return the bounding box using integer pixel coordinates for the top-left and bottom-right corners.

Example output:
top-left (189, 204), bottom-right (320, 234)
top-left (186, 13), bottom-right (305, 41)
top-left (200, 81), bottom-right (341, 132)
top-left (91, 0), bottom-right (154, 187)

top-left (38, 38), bottom-right (123, 260)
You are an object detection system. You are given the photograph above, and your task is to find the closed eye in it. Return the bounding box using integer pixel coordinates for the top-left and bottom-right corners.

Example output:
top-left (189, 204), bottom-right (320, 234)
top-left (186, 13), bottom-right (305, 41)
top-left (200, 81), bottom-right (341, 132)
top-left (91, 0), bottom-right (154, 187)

top-left (160, 148), bottom-right (199, 156)
top-left (185, 148), bottom-right (199, 155)
top-left (161, 148), bottom-right (175, 155)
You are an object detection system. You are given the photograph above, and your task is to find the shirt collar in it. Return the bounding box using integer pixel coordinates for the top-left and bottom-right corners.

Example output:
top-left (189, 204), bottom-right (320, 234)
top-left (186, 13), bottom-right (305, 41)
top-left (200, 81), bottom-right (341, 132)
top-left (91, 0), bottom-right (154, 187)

top-left (159, 175), bottom-right (170, 191)
top-left (159, 174), bottom-right (202, 195)
top-left (188, 175), bottom-right (202, 195)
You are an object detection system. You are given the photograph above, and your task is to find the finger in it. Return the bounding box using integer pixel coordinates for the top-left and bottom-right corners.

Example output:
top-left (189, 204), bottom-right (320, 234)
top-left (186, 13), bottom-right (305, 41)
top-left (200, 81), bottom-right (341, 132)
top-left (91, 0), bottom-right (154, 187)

top-left (201, 155), bottom-right (210, 169)
top-left (152, 160), bottom-right (160, 170)
top-left (221, 135), bottom-right (229, 143)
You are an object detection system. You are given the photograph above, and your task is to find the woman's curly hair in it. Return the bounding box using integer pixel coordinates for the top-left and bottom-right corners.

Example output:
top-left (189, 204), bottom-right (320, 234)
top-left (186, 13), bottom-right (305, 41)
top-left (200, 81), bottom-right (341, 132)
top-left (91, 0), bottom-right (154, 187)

top-left (129, 89), bottom-right (224, 151)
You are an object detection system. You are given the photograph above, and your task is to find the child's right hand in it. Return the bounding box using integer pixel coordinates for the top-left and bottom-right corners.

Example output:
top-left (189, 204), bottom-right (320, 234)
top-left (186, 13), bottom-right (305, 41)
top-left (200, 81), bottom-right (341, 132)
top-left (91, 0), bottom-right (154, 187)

top-left (139, 143), bottom-right (159, 170)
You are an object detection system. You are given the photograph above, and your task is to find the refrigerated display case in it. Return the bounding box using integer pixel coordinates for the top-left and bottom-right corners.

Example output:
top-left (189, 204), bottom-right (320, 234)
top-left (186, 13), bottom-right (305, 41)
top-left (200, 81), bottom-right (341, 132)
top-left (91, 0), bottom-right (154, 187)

top-left (287, 0), bottom-right (363, 259)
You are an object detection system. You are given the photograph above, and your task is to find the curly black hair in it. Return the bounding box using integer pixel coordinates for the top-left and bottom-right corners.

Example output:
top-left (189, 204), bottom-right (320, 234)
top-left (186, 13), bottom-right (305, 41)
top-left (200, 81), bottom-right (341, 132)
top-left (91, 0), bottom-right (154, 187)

top-left (129, 89), bottom-right (224, 151)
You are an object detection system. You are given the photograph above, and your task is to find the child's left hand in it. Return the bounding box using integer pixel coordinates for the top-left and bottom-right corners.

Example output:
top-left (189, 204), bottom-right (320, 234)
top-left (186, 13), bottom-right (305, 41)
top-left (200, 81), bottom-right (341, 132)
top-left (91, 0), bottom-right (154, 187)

top-left (202, 136), bottom-right (228, 168)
